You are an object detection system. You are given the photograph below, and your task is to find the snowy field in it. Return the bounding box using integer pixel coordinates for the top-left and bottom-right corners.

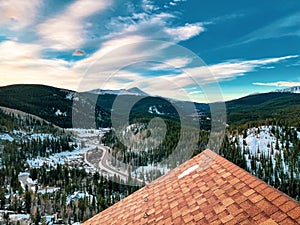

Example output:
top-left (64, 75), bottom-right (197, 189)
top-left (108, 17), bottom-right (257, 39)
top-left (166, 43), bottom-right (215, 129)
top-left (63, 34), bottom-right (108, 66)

top-left (237, 125), bottom-right (298, 175)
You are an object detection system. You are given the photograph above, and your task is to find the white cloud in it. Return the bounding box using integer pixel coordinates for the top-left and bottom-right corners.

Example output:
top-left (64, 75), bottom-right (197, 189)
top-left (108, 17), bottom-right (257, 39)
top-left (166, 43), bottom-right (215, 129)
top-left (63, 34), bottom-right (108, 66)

top-left (189, 90), bottom-right (202, 95)
top-left (150, 57), bottom-right (192, 70)
top-left (72, 30), bottom-right (298, 100)
top-left (1, 37), bottom-right (297, 103)
top-left (104, 13), bottom-right (174, 40)
top-left (183, 55), bottom-right (299, 84)
top-left (247, 55), bottom-right (298, 64)
top-left (0, 41), bottom-right (41, 60)
top-left (73, 35), bottom-right (149, 73)
top-left (37, 0), bottom-right (111, 50)
top-left (253, 81), bottom-right (300, 87)
top-left (105, 12), bottom-right (205, 43)
top-left (164, 23), bottom-right (205, 41)
top-left (78, 6), bottom-right (206, 85)
top-left (0, 41), bottom-right (80, 89)
top-left (167, 0), bottom-right (187, 7)
top-left (0, 0), bottom-right (41, 30)
top-left (71, 9), bottom-right (206, 83)
top-left (142, 0), bottom-right (159, 12)
top-left (130, 55), bottom-right (298, 102)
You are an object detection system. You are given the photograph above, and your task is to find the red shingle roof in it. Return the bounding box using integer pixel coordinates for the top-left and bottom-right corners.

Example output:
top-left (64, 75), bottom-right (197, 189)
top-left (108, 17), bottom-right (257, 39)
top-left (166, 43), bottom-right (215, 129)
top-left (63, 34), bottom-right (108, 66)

top-left (83, 149), bottom-right (300, 225)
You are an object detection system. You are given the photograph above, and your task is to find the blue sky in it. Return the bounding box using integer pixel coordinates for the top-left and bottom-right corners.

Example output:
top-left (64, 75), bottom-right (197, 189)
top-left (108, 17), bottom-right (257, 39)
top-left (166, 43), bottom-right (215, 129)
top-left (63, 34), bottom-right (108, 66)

top-left (0, 0), bottom-right (300, 102)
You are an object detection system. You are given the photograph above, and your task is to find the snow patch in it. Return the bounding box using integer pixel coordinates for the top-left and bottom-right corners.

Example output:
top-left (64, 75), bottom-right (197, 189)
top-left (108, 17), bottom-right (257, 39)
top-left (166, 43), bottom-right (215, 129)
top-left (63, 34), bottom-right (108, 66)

top-left (178, 164), bottom-right (199, 179)
top-left (30, 133), bottom-right (54, 141)
top-left (148, 106), bottom-right (163, 115)
top-left (67, 191), bottom-right (92, 205)
top-left (0, 133), bottom-right (14, 142)
top-left (37, 187), bottom-right (60, 194)
top-left (66, 92), bottom-right (73, 100)
top-left (55, 109), bottom-right (67, 116)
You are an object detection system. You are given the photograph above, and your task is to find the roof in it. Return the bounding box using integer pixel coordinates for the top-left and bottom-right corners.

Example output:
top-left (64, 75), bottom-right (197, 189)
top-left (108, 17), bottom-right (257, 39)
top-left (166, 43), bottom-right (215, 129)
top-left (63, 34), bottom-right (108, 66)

top-left (83, 149), bottom-right (300, 225)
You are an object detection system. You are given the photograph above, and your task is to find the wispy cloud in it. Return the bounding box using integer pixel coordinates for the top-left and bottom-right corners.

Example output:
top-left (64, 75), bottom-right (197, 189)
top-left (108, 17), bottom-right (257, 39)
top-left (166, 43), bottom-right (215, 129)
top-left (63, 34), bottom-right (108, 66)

top-left (150, 57), bottom-right (192, 70)
top-left (0, 0), bottom-right (41, 30)
top-left (73, 53), bottom-right (299, 102)
top-left (142, 0), bottom-right (159, 12)
top-left (37, 0), bottom-right (111, 50)
top-left (71, 7), bottom-right (207, 88)
top-left (165, 0), bottom-right (187, 8)
top-left (164, 23), bottom-right (205, 41)
top-left (183, 55), bottom-right (298, 84)
top-left (238, 12), bottom-right (300, 45)
top-left (104, 12), bottom-right (205, 43)
top-left (0, 36), bottom-right (297, 102)
top-left (253, 81), bottom-right (300, 87)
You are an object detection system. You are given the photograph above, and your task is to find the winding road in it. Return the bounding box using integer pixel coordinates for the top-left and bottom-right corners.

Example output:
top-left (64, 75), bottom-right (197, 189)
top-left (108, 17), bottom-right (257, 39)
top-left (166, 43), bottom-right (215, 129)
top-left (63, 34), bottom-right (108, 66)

top-left (83, 137), bottom-right (143, 185)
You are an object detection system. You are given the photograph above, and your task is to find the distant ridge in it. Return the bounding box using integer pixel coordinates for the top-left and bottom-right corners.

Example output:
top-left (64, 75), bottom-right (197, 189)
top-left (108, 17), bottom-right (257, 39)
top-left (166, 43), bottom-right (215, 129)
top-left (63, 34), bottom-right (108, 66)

top-left (1, 84), bottom-right (300, 128)
top-left (89, 87), bottom-right (148, 96)
top-left (273, 86), bottom-right (300, 94)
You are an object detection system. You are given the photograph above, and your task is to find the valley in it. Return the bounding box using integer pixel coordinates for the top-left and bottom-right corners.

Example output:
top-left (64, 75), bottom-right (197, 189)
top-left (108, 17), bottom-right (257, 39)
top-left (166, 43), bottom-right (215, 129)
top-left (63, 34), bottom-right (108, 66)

top-left (0, 84), bottom-right (299, 224)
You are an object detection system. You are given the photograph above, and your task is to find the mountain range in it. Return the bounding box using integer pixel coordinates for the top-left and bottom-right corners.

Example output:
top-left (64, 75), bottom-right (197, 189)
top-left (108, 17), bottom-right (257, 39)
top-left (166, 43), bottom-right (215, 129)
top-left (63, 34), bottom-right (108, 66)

top-left (90, 87), bottom-right (148, 96)
top-left (0, 84), bottom-right (299, 128)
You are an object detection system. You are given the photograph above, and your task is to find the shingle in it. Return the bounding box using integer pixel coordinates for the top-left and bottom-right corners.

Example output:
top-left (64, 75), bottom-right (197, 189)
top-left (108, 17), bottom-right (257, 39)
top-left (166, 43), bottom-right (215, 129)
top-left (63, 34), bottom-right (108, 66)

top-left (82, 149), bottom-right (300, 225)
top-left (259, 218), bottom-right (279, 225)
top-left (287, 206), bottom-right (300, 219)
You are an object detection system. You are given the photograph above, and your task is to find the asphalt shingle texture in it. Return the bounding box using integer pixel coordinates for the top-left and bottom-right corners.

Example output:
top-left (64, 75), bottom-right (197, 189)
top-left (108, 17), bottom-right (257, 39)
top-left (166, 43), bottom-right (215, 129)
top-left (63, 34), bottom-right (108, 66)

top-left (83, 149), bottom-right (300, 225)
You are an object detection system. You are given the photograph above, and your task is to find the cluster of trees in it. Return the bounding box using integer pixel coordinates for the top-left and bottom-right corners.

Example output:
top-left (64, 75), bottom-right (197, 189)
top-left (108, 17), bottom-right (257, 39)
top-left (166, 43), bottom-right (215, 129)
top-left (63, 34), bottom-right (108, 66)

top-left (103, 116), bottom-right (300, 201)
top-left (219, 120), bottom-right (300, 200)
top-left (0, 111), bottom-right (139, 224)
top-left (102, 118), bottom-right (206, 168)
top-left (0, 109), bottom-right (58, 134)
top-left (226, 92), bottom-right (300, 128)
top-left (0, 145), bottom-right (138, 224)
top-left (1, 106), bottom-right (299, 224)
top-left (12, 168), bottom-right (138, 224)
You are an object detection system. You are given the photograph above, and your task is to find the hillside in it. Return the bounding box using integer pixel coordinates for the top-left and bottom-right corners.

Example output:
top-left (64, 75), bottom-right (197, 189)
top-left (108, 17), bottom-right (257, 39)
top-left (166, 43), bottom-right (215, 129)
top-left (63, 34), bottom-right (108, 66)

top-left (226, 92), bottom-right (300, 127)
top-left (0, 84), bottom-right (210, 129)
top-left (1, 84), bottom-right (300, 129)
top-left (0, 84), bottom-right (111, 128)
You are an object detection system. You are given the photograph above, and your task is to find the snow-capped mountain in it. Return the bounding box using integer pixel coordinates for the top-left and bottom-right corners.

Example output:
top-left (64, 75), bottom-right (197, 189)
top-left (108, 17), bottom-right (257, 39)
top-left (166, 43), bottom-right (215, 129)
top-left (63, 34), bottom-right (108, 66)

top-left (274, 86), bottom-right (300, 93)
top-left (89, 87), bottom-right (148, 96)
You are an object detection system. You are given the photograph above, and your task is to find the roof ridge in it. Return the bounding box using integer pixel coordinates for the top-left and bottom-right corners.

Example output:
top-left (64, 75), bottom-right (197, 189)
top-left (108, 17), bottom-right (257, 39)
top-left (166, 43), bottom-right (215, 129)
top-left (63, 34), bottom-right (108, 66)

top-left (83, 149), bottom-right (300, 225)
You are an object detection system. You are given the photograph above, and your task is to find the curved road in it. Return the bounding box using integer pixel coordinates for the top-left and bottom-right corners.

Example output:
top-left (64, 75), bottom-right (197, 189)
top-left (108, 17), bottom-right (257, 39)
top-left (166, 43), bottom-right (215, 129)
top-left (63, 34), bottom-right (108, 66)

top-left (84, 139), bottom-right (143, 185)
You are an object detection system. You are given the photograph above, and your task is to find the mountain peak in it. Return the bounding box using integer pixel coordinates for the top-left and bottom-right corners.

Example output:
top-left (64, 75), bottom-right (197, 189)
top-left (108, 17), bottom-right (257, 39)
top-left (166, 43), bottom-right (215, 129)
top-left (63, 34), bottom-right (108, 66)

top-left (126, 87), bottom-right (148, 96)
top-left (273, 86), bottom-right (300, 94)
top-left (89, 87), bottom-right (148, 96)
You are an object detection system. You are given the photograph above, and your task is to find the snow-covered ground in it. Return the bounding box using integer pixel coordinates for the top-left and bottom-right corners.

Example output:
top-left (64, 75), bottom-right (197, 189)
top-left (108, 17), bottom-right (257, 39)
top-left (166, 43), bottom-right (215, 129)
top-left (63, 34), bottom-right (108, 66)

top-left (12, 130), bottom-right (56, 141)
top-left (26, 144), bottom-right (94, 168)
top-left (9, 213), bottom-right (30, 222)
top-left (37, 187), bottom-right (60, 194)
top-left (0, 133), bottom-right (14, 142)
top-left (67, 128), bottom-right (109, 138)
top-left (66, 191), bottom-right (93, 205)
top-left (237, 125), bottom-right (298, 175)
top-left (148, 105), bottom-right (163, 115)
top-left (132, 164), bottom-right (170, 183)
top-left (238, 126), bottom-right (297, 156)
top-left (238, 126), bottom-right (278, 155)
top-left (30, 133), bottom-right (55, 141)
